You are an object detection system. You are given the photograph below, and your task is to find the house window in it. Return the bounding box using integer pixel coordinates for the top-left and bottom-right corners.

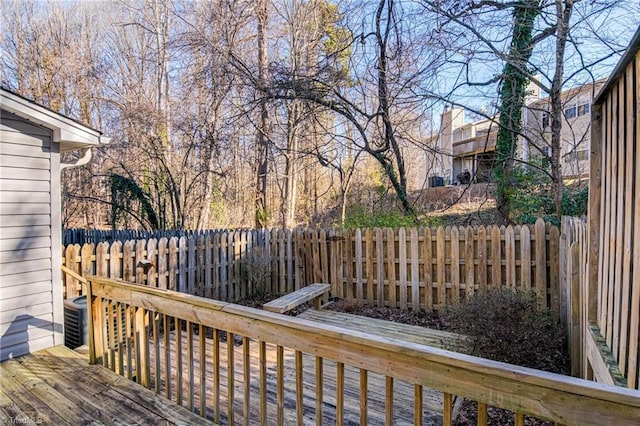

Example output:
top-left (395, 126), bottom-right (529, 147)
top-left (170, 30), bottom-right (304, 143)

top-left (564, 149), bottom-right (589, 163)
top-left (578, 103), bottom-right (590, 116)
top-left (542, 112), bottom-right (550, 128)
top-left (565, 106), bottom-right (577, 119)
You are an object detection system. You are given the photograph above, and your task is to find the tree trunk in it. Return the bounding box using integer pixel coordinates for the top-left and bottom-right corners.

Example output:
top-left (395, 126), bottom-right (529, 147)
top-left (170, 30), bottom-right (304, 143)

top-left (255, 0), bottom-right (269, 228)
top-left (495, 0), bottom-right (540, 222)
top-left (550, 0), bottom-right (574, 222)
top-left (375, 0), bottom-right (414, 217)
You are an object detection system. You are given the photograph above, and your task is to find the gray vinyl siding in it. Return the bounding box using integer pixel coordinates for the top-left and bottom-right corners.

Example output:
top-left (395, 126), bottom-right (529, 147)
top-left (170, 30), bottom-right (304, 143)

top-left (0, 110), bottom-right (56, 360)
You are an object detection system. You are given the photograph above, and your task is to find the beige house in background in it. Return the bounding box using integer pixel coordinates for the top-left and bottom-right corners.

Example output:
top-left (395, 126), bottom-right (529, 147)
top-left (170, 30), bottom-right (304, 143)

top-left (428, 79), bottom-right (605, 185)
top-left (523, 79), bottom-right (605, 179)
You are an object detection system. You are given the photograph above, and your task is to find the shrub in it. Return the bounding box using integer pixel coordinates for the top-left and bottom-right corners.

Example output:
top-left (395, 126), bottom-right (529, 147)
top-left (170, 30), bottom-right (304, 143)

top-left (241, 246), bottom-right (272, 299)
top-left (505, 163), bottom-right (589, 225)
top-left (561, 184), bottom-right (589, 217)
top-left (444, 288), bottom-right (569, 374)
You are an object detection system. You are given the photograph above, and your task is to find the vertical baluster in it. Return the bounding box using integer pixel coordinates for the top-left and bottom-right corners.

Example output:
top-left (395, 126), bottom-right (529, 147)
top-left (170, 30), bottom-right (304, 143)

top-left (477, 402), bottom-right (488, 426)
top-left (126, 305), bottom-right (133, 380)
top-left (359, 370), bottom-right (368, 425)
top-left (385, 376), bottom-right (393, 426)
top-left (133, 306), bottom-right (141, 383)
top-left (107, 301), bottom-right (116, 370)
top-left (187, 321), bottom-right (194, 411)
top-left (276, 345), bottom-right (284, 426)
top-left (213, 329), bottom-right (220, 423)
top-left (94, 296), bottom-right (106, 366)
top-left (443, 392), bottom-right (453, 426)
top-left (142, 308), bottom-right (151, 387)
top-left (200, 325), bottom-right (206, 417)
top-left (315, 356), bottom-right (323, 426)
top-left (153, 313), bottom-right (160, 393)
top-left (414, 384), bottom-right (423, 426)
top-left (243, 337), bottom-right (251, 426)
top-left (116, 302), bottom-right (124, 375)
top-left (164, 315), bottom-right (171, 400)
top-left (337, 362), bottom-right (344, 426)
top-left (228, 332), bottom-right (235, 424)
top-left (176, 319), bottom-right (183, 405)
top-left (296, 351), bottom-right (303, 425)
top-left (259, 341), bottom-right (267, 426)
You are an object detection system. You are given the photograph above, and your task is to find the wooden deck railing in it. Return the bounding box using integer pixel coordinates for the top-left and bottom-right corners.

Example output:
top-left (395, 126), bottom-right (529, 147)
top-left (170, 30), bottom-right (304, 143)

top-left (87, 275), bottom-right (640, 425)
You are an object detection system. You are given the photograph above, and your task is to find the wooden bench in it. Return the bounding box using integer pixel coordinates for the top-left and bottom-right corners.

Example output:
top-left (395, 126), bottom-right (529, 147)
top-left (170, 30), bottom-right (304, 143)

top-left (298, 308), bottom-right (468, 352)
top-left (263, 283), bottom-right (331, 314)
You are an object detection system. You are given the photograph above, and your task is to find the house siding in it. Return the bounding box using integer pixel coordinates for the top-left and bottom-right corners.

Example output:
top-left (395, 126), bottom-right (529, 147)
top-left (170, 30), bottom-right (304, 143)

top-left (0, 110), bottom-right (58, 360)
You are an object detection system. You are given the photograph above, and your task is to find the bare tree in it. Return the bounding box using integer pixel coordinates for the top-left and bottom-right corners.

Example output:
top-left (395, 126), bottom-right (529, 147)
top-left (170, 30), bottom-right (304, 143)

top-left (255, 0), bottom-right (270, 227)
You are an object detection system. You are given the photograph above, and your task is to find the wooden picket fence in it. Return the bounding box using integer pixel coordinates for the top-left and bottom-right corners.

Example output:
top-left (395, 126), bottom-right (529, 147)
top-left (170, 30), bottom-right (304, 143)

top-left (62, 229), bottom-right (273, 302)
top-left (560, 216), bottom-right (588, 378)
top-left (62, 218), bottom-right (560, 312)
top-left (327, 218), bottom-right (559, 312)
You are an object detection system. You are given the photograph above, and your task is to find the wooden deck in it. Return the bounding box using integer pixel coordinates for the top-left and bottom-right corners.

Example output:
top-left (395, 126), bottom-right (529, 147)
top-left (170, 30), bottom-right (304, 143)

top-left (82, 276), bottom-right (640, 426)
top-left (0, 345), bottom-right (210, 425)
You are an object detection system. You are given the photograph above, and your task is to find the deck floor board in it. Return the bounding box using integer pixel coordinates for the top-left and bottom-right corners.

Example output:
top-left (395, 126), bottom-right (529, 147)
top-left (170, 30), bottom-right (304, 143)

top-left (0, 345), bottom-right (211, 426)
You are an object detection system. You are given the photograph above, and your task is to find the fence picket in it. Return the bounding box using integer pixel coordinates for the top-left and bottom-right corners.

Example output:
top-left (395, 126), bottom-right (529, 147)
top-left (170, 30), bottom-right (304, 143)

top-left (464, 227), bottom-right (474, 298)
top-left (386, 228), bottom-right (396, 308)
top-left (312, 230), bottom-right (321, 283)
top-left (96, 242), bottom-right (108, 278)
top-left (410, 228), bottom-right (419, 310)
top-left (376, 228), bottom-right (384, 305)
top-left (535, 219), bottom-right (548, 307)
top-left (355, 229), bottom-right (364, 302)
top-left (398, 228), bottom-right (407, 310)
top-left (226, 231), bottom-right (234, 300)
top-left (505, 226), bottom-right (515, 288)
top-left (64, 244), bottom-right (79, 298)
top-left (520, 226), bottom-right (531, 291)
top-left (195, 236), bottom-right (204, 297)
top-left (305, 231), bottom-right (313, 285)
top-left (345, 229), bottom-right (354, 300)
top-left (491, 226), bottom-right (501, 287)
top-left (286, 229), bottom-right (293, 291)
top-left (147, 238), bottom-right (158, 287)
top-left (276, 229), bottom-right (288, 295)
top-left (136, 240), bottom-right (146, 285)
top-left (320, 229), bottom-right (328, 284)
top-left (204, 235), bottom-right (212, 297)
top-left (109, 241), bottom-right (121, 280)
top-left (549, 226), bottom-right (560, 313)
top-left (477, 226), bottom-right (487, 292)
top-left (451, 227), bottom-right (460, 304)
top-left (168, 238), bottom-right (178, 291)
top-left (81, 243), bottom-right (94, 282)
top-left (365, 228), bottom-right (374, 303)
top-left (436, 227), bottom-right (445, 309)
top-left (423, 227), bottom-right (433, 310)
top-left (158, 238), bottom-right (168, 289)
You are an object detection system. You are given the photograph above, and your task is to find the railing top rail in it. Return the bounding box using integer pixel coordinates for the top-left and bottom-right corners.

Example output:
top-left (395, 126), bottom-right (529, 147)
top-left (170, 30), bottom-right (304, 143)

top-left (88, 275), bottom-right (640, 425)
